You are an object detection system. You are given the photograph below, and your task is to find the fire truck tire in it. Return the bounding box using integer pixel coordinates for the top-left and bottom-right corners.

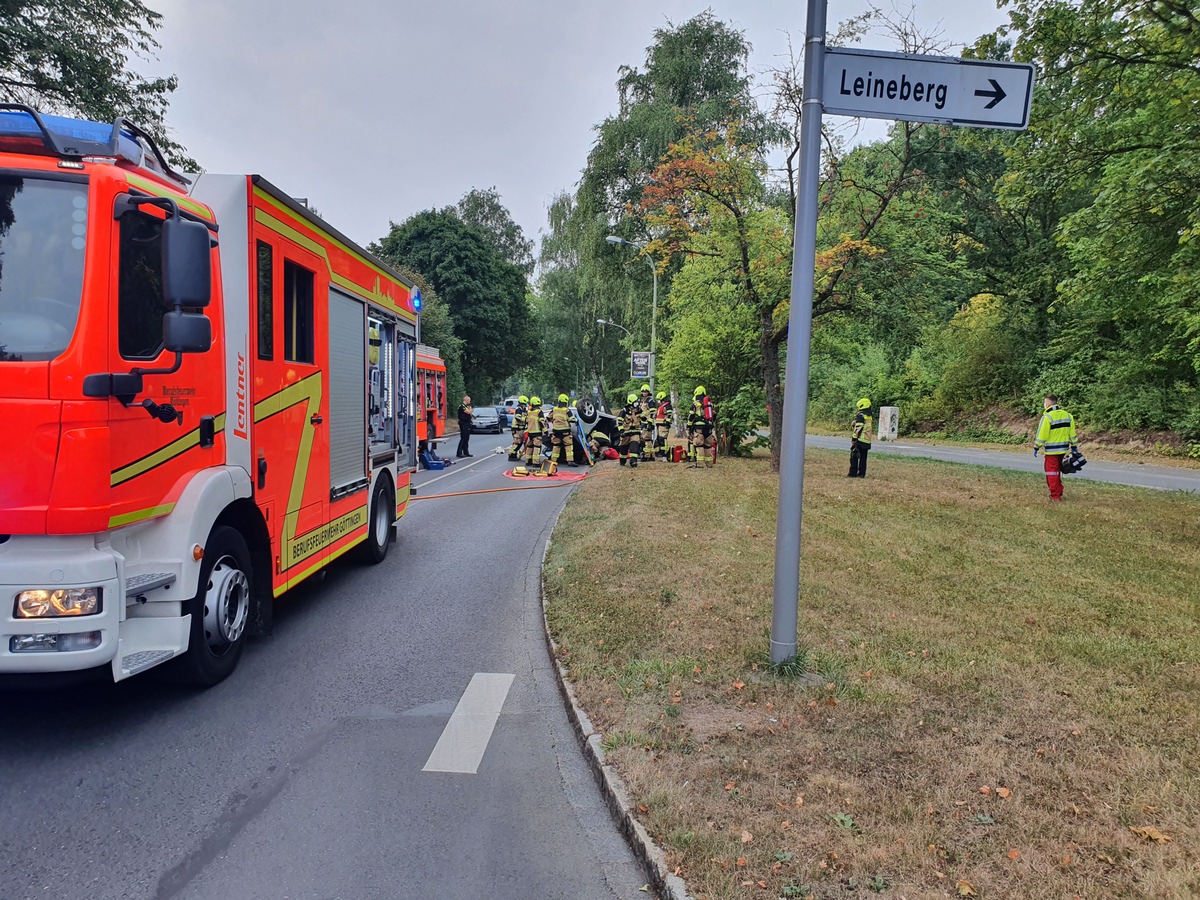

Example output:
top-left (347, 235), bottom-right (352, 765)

top-left (359, 477), bottom-right (394, 565)
top-left (174, 525), bottom-right (252, 686)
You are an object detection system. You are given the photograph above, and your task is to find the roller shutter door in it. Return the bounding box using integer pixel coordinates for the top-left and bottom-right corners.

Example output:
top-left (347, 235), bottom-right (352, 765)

top-left (329, 290), bottom-right (366, 492)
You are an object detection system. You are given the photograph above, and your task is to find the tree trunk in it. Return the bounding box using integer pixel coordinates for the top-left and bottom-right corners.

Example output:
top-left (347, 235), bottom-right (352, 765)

top-left (761, 307), bottom-right (784, 473)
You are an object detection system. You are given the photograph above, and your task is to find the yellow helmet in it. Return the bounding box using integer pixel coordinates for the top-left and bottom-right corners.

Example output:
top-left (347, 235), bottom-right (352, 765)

top-left (627, 392), bottom-right (639, 404)
top-left (694, 385), bottom-right (706, 397)
top-left (656, 391), bottom-right (666, 401)
top-left (518, 395), bottom-right (529, 404)
top-left (856, 397), bottom-right (871, 410)
top-left (558, 393), bottom-right (569, 404)
top-left (530, 395), bottom-right (541, 406)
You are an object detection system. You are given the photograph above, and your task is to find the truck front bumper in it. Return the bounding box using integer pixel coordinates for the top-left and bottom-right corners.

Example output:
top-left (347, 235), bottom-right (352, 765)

top-left (0, 535), bottom-right (121, 674)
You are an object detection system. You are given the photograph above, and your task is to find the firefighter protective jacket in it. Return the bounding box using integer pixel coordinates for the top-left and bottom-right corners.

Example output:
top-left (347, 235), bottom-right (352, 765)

top-left (526, 406), bottom-right (544, 435)
top-left (1035, 405), bottom-right (1077, 455)
top-left (852, 412), bottom-right (873, 445)
top-left (550, 402), bottom-right (571, 432)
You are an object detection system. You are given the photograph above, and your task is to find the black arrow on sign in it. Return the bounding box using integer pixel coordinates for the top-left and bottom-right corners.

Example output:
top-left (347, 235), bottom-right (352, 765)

top-left (974, 79), bottom-right (1007, 109)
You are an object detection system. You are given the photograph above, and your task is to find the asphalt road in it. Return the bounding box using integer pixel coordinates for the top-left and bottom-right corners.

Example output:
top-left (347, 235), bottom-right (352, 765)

top-left (0, 432), bottom-right (652, 900)
top-left (804, 434), bottom-right (1198, 493)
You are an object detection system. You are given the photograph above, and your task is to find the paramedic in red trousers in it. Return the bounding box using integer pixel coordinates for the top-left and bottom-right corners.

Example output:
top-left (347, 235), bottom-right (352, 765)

top-left (848, 397), bottom-right (872, 477)
top-left (456, 395), bottom-right (473, 458)
top-left (1034, 394), bottom-right (1078, 501)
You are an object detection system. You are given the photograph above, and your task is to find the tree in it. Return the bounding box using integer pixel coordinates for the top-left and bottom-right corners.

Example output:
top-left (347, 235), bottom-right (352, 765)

top-left (0, 0), bottom-right (194, 167)
top-left (372, 209), bottom-right (533, 397)
top-left (455, 187), bottom-right (535, 276)
top-left (641, 120), bottom-right (793, 468)
top-left (995, 0), bottom-right (1200, 436)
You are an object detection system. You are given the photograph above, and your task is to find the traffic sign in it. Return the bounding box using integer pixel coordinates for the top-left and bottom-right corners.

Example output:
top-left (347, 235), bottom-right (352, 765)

top-left (823, 47), bottom-right (1035, 130)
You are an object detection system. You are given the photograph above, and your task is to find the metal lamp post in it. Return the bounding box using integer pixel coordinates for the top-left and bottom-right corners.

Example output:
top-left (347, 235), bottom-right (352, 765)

top-left (605, 236), bottom-right (657, 396)
top-left (596, 317), bottom-right (631, 338)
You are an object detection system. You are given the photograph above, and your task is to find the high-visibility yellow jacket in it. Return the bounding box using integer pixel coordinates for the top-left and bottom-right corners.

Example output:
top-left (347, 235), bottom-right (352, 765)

top-left (852, 412), bottom-right (873, 445)
top-left (550, 403), bottom-right (571, 431)
top-left (1035, 406), bottom-right (1077, 455)
top-left (526, 406), bottom-right (543, 435)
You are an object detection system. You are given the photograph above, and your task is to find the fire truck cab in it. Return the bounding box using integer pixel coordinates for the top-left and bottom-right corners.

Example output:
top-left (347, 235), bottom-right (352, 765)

top-left (0, 106), bottom-right (420, 685)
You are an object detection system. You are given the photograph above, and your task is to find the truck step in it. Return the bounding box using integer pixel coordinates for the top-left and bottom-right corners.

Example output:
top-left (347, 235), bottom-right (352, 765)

top-left (120, 650), bottom-right (175, 677)
top-left (125, 572), bottom-right (176, 597)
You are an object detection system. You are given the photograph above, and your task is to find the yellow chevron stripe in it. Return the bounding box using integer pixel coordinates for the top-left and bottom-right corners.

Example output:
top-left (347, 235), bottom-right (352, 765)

top-left (251, 373), bottom-right (323, 573)
top-left (111, 413), bottom-right (227, 487)
top-left (108, 503), bottom-right (176, 529)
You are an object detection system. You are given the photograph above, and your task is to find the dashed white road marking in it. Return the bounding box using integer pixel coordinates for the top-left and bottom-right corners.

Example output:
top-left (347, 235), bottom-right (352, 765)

top-left (422, 673), bottom-right (515, 774)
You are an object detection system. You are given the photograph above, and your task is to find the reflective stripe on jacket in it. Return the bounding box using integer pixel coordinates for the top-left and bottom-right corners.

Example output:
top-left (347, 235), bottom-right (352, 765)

top-left (1035, 406), bottom-right (1077, 455)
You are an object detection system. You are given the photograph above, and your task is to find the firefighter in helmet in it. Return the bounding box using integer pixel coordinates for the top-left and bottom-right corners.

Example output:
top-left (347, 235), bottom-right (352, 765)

top-left (636, 385), bottom-right (654, 461)
top-left (848, 397), bottom-right (873, 478)
top-left (548, 393), bottom-right (578, 470)
top-left (508, 395), bottom-right (529, 460)
top-left (653, 390), bottom-right (671, 460)
top-left (524, 396), bottom-right (544, 468)
top-left (619, 392), bottom-right (642, 467)
top-left (686, 385), bottom-right (714, 467)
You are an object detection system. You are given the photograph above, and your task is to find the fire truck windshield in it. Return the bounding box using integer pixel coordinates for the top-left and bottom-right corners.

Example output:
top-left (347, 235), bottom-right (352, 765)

top-left (0, 175), bottom-right (87, 362)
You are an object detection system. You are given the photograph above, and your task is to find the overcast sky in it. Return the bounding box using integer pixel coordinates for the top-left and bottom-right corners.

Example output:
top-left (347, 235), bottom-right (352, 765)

top-left (148, 1), bottom-right (1008, 255)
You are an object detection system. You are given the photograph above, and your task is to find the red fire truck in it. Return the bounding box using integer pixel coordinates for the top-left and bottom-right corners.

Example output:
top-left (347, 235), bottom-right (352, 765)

top-left (416, 343), bottom-right (446, 447)
top-left (0, 107), bottom-right (421, 685)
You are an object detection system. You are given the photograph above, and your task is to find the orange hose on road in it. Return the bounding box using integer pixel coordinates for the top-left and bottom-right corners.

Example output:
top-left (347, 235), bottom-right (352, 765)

top-left (411, 462), bottom-right (678, 501)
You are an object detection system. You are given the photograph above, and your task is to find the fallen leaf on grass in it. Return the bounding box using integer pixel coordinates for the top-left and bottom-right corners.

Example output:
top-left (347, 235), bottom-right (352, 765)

top-left (1007, 848), bottom-right (1020, 860)
top-left (732, 679), bottom-right (746, 690)
top-left (637, 804), bottom-right (649, 813)
top-left (1131, 825), bottom-right (1172, 844)
top-left (725, 781), bottom-right (737, 791)
top-left (736, 857), bottom-right (748, 867)
top-left (979, 785), bottom-right (992, 795)
top-left (741, 830), bottom-right (754, 843)
top-left (956, 879), bottom-right (976, 896)
top-left (996, 787), bottom-right (1011, 799)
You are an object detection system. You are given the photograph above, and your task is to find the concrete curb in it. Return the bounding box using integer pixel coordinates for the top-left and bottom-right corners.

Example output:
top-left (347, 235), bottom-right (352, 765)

top-left (540, 535), bottom-right (693, 900)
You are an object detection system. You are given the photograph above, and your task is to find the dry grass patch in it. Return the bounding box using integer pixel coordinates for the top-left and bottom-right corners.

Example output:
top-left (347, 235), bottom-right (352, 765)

top-left (544, 452), bottom-right (1200, 899)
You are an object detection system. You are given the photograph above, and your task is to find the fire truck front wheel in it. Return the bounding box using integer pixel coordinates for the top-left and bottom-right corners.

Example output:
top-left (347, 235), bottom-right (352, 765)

top-left (358, 476), bottom-right (394, 565)
top-left (175, 525), bottom-right (252, 686)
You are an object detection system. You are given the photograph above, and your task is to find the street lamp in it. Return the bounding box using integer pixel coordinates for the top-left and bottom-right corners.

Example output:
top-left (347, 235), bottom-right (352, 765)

top-left (605, 235), bottom-right (657, 396)
top-left (596, 317), bottom-right (631, 338)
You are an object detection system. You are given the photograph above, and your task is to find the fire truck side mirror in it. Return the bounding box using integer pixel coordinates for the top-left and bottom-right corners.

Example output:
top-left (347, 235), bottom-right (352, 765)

top-left (162, 216), bottom-right (212, 308)
top-left (163, 310), bottom-right (212, 354)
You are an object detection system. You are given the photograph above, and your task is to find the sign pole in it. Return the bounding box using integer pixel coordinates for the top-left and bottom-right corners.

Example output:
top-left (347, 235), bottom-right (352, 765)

top-left (771, 0), bottom-right (826, 665)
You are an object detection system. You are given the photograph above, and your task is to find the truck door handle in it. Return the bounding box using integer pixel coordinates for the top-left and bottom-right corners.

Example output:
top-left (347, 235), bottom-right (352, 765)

top-left (310, 414), bottom-right (324, 425)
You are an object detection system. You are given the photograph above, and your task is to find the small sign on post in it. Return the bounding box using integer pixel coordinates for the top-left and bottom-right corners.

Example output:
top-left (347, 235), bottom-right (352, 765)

top-left (631, 351), bottom-right (650, 379)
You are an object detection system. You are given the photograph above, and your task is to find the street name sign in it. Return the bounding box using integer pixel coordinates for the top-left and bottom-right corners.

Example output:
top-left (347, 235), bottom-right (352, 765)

top-left (823, 47), bottom-right (1035, 130)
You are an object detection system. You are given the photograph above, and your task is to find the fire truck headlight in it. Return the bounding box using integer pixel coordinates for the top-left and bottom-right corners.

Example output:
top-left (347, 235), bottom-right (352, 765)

top-left (14, 588), bottom-right (102, 618)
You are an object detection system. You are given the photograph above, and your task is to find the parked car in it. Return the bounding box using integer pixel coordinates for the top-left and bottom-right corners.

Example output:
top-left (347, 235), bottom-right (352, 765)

top-left (497, 396), bottom-right (520, 428)
top-left (470, 406), bottom-right (503, 434)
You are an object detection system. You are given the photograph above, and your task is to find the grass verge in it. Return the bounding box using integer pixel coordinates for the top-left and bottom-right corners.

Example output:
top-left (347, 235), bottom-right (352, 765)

top-left (544, 449), bottom-right (1200, 899)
